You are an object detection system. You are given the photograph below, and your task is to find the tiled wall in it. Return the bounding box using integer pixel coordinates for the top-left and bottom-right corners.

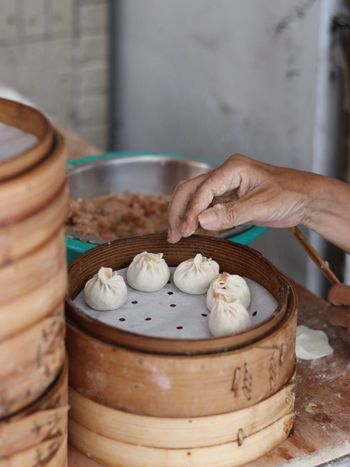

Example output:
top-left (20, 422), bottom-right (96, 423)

top-left (0, 0), bottom-right (109, 150)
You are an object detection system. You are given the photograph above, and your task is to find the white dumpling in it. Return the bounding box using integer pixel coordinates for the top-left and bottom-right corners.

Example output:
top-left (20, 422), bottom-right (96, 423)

top-left (173, 253), bottom-right (219, 294)
top-left (84, 267), bottom-right (127, 311)
top-left (207, 273), bottom-right (251, 311)
top-left (208, 299), bottom-right (251, 337)
top-left (127, 251), bottom-right (170, 292)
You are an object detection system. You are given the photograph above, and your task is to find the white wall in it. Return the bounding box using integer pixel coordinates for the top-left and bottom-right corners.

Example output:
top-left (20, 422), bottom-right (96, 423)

top-left (0, 0), bottom-right (109, 149)
top-left (115, 0), bottom-right (326, 283)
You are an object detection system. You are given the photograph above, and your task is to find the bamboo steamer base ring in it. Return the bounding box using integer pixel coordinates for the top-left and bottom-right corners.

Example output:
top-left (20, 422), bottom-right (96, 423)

top-left (0, 130), bottom-right (66, 224)
top-left (0, 361), bottom-right (68, 461)
top-left (0, 182), bottom-right (68, 266)
top-left (0, 228), bottom-right (66, 306)
top-left (0, 265), bottom-right (67, 342)
top-left (69, 412), bottom-right (295, 467)
top-left (67, 285), bottom-right (296, 418)
top-left (0, 335), bottom-right (65, 418)
top-left (69, 379), bottom-right (295, 449)
top-left (0, 98), bottom-right (53, 181)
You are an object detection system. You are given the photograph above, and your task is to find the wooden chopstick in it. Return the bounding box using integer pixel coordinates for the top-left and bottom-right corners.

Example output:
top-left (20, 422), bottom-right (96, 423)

top-left (289, 226), bottom-right (340, 285)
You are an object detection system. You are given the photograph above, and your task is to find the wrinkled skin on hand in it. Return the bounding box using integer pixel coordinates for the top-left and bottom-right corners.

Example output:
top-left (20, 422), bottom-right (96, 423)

top-left (168, 155), bottom-right (312, 242)
top-left (327, 284), bottom-right (350, 345)
top-left (167, 154), bottom-right (350, 253)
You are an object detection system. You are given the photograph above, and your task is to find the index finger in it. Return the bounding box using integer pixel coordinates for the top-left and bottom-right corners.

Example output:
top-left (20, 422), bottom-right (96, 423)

top-left (167, 173), bottom-right (208, 243)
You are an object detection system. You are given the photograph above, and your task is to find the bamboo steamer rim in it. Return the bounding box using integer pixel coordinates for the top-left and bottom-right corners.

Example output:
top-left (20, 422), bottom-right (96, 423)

top-left (0, 265), bottom-right (67, 342)
top-left (67, 281), bottom-right (297, 359)
top-left (0, 433), bottom-right (66, 466)
top-left (0, 98), bottom-right (54, 181)
top-left (2, 359), bottom-right (68, 423)
top-left (0, 227), bottom-right (66, 306)
top-left (69, 413), bottom-right (295, 467)
top-left (0, 341), bottom-right (66, 418)
top-left (69, 379), bottom-right (295, 449)
top-left (0, 406), bottom-right (68, 458)
top-left (67, 234), bottom-right (292, 355)
top-left (0, 305), bottom-right (64, 379)
top-left (0, 129), bottom-right (66, 225)
top-left (0, 181), bottom-right (68, 267)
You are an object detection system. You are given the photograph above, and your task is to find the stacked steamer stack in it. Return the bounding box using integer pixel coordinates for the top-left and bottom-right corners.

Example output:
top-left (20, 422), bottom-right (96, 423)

top-left (66, 235), bottom-right (297, 467)
top-left (0, 98), bottom-right (68, 465)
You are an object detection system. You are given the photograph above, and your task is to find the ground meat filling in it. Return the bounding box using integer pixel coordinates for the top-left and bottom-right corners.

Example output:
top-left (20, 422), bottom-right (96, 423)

top-left (66, 193), bottom-right (171, 241)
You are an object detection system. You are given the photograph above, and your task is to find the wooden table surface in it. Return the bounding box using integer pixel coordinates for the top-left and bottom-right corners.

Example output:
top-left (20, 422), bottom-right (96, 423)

top-left (64, 131), bottom-right (350, 467)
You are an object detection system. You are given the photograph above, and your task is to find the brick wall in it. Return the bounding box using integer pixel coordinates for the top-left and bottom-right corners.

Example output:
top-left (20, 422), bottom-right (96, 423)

top-left (0, 0), bottom-right (109, 150)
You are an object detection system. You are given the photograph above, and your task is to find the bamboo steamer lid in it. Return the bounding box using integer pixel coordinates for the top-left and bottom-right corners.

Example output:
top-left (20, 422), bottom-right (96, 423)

top-left (69, 412), bottom-right (295, 467)
top-left (67, 234), bottom-right (291, 355)
top-left (0, 98), bottom-right (54, 181)
top-left (0, 130), bottom-right (66, 224)
top-left (0, 362), bottom-right (68, 463)
top-left (0, 182), bottom-right (68, 267)
top-left (0, 265), bottom-right (67, 342)
top-left (66, 235), bottom-right (297, 418)
top-left (0, 306), bottom-right (65, 418)
top-left (0, 228), bottom-right (66, 306)
top-left (69, 378), bottom-right (295, 449)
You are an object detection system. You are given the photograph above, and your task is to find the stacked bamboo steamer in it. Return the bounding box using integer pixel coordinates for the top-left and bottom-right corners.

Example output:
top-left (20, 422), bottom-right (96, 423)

top-left (0, 98), bottom-right (68, 465)
top-left (66, 234), bottom-right (297, 467)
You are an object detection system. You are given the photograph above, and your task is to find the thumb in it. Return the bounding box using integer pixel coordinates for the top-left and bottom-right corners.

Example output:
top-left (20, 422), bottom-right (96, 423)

top-left (198, 200), bottom-right (257, 231)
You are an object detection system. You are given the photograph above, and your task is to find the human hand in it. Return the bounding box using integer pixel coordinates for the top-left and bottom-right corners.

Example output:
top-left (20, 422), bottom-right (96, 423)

top-left (167, 154), bottom-right (317, 243)
top-left (327, 283), bottom-right (350, 345)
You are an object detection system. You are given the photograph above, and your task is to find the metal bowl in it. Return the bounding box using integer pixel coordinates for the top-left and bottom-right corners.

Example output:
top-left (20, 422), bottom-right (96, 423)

top-left (68, 155), bottom-right (210, 198)
top-left (66, 153), bottom-right (268, 262)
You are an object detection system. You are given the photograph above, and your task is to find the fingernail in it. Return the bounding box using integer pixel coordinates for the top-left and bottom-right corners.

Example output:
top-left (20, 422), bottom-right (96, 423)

top-left (199, 210), bottom-right (221, 231)
top-left (167, 230), bottom-right (181, 243)
top-left (182, 229), bottom-right (196, 238)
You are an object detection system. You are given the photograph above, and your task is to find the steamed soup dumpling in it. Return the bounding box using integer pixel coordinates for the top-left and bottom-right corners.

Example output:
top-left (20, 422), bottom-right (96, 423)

top-left (207, 273), bottom-right (251, 311)
top-left (84, 267), bottom-right (127, 311)
top-left (208, 299), bottom-right (251, 337)
top-left (127, 251), bottom-right (170, 292)
top-left (173, 253), bottom-right (219, 294)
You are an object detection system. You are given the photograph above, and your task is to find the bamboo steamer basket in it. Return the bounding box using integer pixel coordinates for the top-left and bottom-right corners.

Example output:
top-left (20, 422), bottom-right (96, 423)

top-left (66, 234), bottom-right (297, 418)
top-left (0, 182), bottom-right (68, 267)
top-left (0, 228), bottom-right (66, 306)
top-left (0, 129), bottom-right (66, 225)
top-left (0, 264), bottom-right (67, 342)
top-left (69, 412), bottom-right (295, 467)
top-left (67, 234), bottom-right (291, 355)
top-left (0, 361), bottom-right (68, 464)
top-left (0, 306), bottom-right (65, 418)
top-left (0, 98), bottom-right (54, 182)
